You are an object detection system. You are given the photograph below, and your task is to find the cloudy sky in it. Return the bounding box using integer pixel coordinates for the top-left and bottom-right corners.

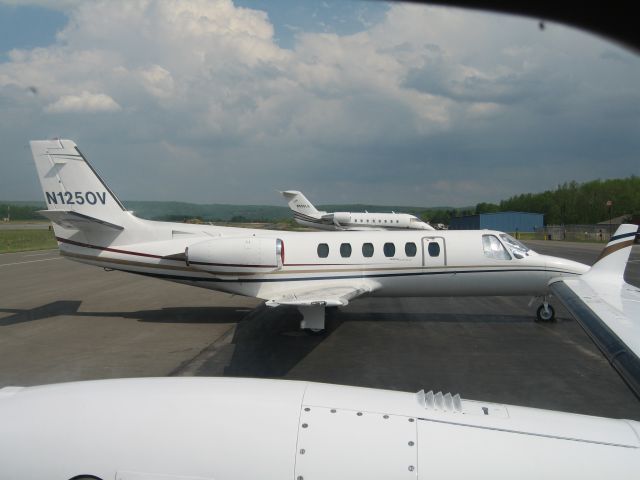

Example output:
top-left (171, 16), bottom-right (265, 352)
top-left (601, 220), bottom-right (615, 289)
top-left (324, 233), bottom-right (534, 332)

top-left (1, 0), bottom-right (638, 207)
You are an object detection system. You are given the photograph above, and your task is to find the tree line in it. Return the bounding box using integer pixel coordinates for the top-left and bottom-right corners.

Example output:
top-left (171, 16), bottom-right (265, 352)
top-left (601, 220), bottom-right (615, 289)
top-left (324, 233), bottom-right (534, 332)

top-left (420, 176), bottom-right (640, 226)
top-left (480, 176), bottom-right (639, 225)
top-left (0, 203), bottom-right (42, 221)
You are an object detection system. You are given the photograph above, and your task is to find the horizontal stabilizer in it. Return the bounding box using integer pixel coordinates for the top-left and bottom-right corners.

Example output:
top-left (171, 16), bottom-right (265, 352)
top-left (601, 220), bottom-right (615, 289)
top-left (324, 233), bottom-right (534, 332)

top-left (39, 210), bottom-right (124, 231)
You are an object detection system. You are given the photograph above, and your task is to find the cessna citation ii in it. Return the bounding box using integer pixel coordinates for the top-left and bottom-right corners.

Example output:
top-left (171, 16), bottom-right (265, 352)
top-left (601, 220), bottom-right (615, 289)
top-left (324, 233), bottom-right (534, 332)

top-left (29, 140), bottom-right (640, 387)
top-left (31, 139), bottom-right (635, 329)
top-left (31, 139), bottom-right (586, 331)
top-left (281, 189), bottom-right (436, 230)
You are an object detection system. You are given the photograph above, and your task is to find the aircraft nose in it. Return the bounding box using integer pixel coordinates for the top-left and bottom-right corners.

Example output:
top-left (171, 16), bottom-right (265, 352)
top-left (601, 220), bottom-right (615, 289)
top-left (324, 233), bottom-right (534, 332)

top-left (544, 255), bottom-right (590, 275)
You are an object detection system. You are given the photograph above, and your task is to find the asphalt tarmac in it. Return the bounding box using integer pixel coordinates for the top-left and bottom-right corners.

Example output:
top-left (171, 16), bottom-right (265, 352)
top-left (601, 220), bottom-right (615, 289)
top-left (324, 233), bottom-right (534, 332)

top-left (1, 240), bottom-right (639, 420)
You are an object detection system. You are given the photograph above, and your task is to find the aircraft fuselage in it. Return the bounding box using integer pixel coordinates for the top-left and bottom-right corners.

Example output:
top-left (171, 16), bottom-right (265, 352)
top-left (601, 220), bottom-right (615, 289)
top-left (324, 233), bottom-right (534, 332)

top-left (54, 214), bottom-right (588, 302)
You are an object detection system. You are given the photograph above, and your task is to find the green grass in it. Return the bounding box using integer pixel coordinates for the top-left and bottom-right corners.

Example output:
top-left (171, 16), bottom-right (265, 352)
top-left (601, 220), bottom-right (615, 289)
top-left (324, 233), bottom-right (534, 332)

top-left (0, 229), bottom-right (57, 253)
top-left (1, 220), bottom-right (49, 225)
top-left (510, 232), bottom-right (540, 240)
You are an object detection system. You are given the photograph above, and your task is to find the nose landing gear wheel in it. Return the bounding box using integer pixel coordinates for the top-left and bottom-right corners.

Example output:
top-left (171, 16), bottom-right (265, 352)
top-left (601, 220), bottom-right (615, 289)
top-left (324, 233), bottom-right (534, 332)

top-left (536, 304), bottom-right (555, 322)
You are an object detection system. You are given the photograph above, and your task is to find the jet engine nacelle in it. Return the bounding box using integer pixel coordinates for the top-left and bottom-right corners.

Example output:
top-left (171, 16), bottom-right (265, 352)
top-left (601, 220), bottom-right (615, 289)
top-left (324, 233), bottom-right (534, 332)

top-left (332, 212), bottom-right (351, 224)
top-left (186, 236), bottom-right (284, 273)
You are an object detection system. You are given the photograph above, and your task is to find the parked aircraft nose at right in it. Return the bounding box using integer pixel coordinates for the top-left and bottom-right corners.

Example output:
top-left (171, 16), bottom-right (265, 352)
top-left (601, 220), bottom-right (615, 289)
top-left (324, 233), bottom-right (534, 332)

top-left (544, 255), bottom-right (590, 276)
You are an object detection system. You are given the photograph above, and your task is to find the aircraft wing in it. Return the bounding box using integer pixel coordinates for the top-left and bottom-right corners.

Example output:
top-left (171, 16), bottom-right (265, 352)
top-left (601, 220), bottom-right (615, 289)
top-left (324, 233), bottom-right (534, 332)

top-left (550, 278), bottom-right (640, 396)
top-left (266, 282), bottom-right (378, 307)
top-left (549, 224), bottom-right (640, 397)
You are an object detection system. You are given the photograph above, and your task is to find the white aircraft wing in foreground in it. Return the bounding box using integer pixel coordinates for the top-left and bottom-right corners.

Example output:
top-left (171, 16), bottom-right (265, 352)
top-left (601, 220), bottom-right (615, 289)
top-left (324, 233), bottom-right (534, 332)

top-left (550, 224), bottom-right (640, 396)
top-left (1, 377), bottom-right (640, 479)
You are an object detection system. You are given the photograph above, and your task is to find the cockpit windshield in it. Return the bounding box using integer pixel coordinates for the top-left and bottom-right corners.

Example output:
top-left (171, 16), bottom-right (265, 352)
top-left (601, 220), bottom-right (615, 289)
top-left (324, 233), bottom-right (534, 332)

top-left (499, 234), bottom-right (532, 258)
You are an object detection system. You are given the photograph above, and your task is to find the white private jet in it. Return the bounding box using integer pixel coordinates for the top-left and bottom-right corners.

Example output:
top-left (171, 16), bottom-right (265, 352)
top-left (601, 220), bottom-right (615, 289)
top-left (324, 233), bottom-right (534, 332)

top-left (281, 189), bottom-right (436, 230)
top-left (1, 376), bottom-right (640, 479)
top-left (30, 139), bottom-right (640, 393)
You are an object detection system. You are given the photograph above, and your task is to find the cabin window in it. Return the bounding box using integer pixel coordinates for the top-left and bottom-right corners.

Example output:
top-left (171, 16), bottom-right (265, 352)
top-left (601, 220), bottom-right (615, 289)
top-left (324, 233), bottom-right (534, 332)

top-left (482, 235), bottom-right (511, 260)
top-left (383, 242), bottom-right (395, 257)
top-left (384, 220), bottom-right (387, 223)
top-left (405, 242), bottom-right (417, 257)
top-left (428, 242), bottom-right (440, 257)
top-left (317, 243), bottom-right (329, 258)
top-left (362, 243), bottom-right (374, 257)
top-left (340, 243), bottom-right (352, 258)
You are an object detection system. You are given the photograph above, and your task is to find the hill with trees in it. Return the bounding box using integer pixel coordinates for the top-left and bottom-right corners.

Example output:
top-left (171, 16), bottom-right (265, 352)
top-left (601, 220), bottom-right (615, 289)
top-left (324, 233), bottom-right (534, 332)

top-left (3, 176), bottom-right (637, 226)
top-left (471, 176), bottom-right (639, 225)
top-left (0, 200), bottom-right (460, 224)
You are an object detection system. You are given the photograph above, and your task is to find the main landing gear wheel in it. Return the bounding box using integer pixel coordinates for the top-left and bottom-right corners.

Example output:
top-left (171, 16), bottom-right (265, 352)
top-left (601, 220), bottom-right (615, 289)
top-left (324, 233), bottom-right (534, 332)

top-left (536, 304), bottom-right (556, 322)
top-left (303, 328), bottom-right (325, 336)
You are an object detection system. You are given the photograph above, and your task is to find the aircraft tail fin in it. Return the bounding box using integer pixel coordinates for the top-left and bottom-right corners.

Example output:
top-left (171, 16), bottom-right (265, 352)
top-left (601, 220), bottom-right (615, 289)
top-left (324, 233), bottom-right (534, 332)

top-left (280, 190), bottom-right (322, 217)
top-left (30, 139), bottom-right (128, 233)
top-left (585, 223), bottom-right (638, 281)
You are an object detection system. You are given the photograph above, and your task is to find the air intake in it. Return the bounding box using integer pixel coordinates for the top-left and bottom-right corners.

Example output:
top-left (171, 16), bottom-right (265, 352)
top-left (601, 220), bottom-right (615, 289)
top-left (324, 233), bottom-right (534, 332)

top-left (416, 389), bottom-right (463, 413)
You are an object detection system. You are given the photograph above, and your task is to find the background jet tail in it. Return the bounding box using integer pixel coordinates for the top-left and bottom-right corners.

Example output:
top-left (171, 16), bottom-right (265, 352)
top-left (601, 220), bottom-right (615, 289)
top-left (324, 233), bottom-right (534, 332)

top-left (280, 190), bottom-right (323, 217)
top-left (585, 223), bottom-right (639, 281)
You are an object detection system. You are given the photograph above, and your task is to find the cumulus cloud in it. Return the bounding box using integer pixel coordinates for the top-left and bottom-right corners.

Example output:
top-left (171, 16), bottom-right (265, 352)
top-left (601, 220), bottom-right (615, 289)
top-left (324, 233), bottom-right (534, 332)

top-left (136, 65), bottom-right (175, 99)
top-left (45, 91), bottom-right (121, 113)
top-left (0, 0), bottom-right (81, 9)
top-left (0, 0), bottom-right (639, 206)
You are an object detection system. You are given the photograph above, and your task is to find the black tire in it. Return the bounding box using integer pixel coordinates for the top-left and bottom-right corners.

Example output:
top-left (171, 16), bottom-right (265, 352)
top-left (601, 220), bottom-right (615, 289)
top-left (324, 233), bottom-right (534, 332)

top-left (303, 328), bottom-right (325, 336)
top-left (536, 304), bottom-right (555, 322)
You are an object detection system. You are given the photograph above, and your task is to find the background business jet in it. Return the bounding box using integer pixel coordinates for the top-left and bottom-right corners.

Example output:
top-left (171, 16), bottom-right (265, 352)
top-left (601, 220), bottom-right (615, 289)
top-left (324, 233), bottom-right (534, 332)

top-left (281, 189), bottom-right (435, 231)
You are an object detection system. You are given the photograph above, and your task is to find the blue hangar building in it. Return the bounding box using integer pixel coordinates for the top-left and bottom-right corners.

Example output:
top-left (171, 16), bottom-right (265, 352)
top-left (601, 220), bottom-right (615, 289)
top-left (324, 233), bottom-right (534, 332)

top-left (449, 212), bottom-right (544, 232)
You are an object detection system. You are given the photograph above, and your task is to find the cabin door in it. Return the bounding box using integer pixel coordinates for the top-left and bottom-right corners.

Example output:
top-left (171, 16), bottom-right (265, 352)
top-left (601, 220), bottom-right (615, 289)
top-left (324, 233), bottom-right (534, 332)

top-left (422, 237), bottom-right (446, 267)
